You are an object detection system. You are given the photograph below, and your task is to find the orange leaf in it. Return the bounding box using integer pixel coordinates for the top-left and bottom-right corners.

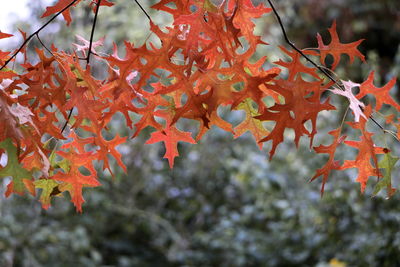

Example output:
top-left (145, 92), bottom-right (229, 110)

top-left (145, 125), bottom-right (196, 168)
top-left (0, 31), bottom-right (13, 39)
top-left (310, 128), bottom-right (346, 195)
top-left (340, 106), bottom-right (384, 192)
top-left (53, 149), bottom-right (100, 212)
top-left (41, 0), bottom-right (82, 26)
top-left (356, 71), bottom-right (400, 111)
top-left (316, 20), bottom-right (365, 70)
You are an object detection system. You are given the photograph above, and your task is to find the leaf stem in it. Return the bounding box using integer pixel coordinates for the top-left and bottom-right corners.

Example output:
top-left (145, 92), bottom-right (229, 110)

top-left (35, 33), bottom-right (53, 56)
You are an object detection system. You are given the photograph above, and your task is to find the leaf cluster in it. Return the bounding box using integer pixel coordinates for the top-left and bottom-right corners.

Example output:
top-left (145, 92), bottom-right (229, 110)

top-left (0, 0), bottom-right (399, 211)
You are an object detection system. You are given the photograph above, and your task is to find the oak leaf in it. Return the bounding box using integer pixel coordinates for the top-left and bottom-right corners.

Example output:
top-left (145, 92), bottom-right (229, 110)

top-left (145, 125), bottom-right (196, 168)
top-left (34, 178), bottom-right (60, 210)
top-left (356, 71), bottom-right (400, 111)
top-left (53, 149), bottom-right (101, 212)
top-left (316, 20), bottom-right (365, 70)
top-left (340, 106), bottom-right (384, 192)
top-left (234, 98), bottom-right (269, 149)
top-left (373, 152), bottom-right (398, 198)
top-left (0, 138), bottom-right (32, 196)
top-left (330, 80), bottom-right (366, 122)
top-left (41, 0), bottom-right (82, 26)
top-left (41, 0), bottom-right (113, 25)
top-left (310, 128), bottom-right (346, 195)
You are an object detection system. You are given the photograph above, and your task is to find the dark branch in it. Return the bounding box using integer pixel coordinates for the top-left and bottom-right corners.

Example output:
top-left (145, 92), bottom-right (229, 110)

top-left (0, 0), bottom-right (78, 71)
top-left (35, 33), bottom-right (54, 56)
top-left (61, 108), bottom-right (74, 133)
top-left (133, 0), bottom-right (152, 22)
top-left (86, 0), bottom-right (102, 66)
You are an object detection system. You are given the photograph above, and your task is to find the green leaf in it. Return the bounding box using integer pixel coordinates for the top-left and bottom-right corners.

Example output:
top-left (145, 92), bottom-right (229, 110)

top-left (234, 98), bottom-right (269, 149)
top-left (0, 67), bottom-right (17, 74)
top-left (34, 179), bottom-right (60, 209)
top-left (204, 0), bottom-right (218, 12)
top-left (373, 152), bottom-right (398, 197)
top-left (0, 138), bottom-right (32, 194)
top-left (49, 147), bottom-right (70, 174)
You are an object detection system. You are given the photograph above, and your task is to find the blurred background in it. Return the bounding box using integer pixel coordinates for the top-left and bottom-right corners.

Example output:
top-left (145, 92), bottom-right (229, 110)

top-left (0, 0), bottom-right (399, 266)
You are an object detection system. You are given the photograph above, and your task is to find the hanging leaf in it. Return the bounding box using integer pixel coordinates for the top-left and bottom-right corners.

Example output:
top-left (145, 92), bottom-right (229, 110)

top-left (373, 152), bottom-right (398, 198)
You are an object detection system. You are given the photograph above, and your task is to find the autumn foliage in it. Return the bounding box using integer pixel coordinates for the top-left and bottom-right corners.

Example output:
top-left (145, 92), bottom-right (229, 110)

top-left (0, 0), bottom-right (398, 212)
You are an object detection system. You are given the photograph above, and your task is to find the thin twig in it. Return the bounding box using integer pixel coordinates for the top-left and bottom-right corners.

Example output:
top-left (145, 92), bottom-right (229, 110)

top-left (133, 0), bottom-right (152, 22)
top-left (0, 0), bottom-right (78, 71)
top-left (60, 108), bottom-right (74, 133)
top-left (35, 33), bottom-right (54, 56)
top-left (383, 130), bottom-right (400, 142)
top-left (370, 116), bottom-right (384, 131)
top-left (86, 0), bottom-right (102, 66)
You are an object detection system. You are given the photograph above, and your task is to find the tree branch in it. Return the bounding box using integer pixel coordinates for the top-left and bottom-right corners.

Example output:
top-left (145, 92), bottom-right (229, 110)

top-left (133, 0), bottom-right (152, 22)
top-left (35, 33), bottom-right (53, 56)
top-left (86, 0), bottom-right (102, 66)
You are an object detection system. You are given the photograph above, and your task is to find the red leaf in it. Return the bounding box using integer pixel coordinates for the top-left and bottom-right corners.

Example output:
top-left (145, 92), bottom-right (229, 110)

top-left (41, 0), bottom-right (82, 26)
top-left (275, 46), bottom-right (320, 81)
top-left (340, 106), bottom-right (384, 192)
top-left (0, 31), bottom-right (13, 39)
top-left (145, 125), bottom-right (196, 168)
top-left (310, 128), bottom-right (346, 195)
top-left (356, 71), bottom-right (400, 111)
top-left (53, 149), bottom-right (100, 212)
top-left (41, 0), bottom-right (113, 25)
top-left (316, 20), bottom-right (365, 70)
top-left (231, 0), bottom-right (271, 50)
top-left (91, 133), bottom-right (127, 175)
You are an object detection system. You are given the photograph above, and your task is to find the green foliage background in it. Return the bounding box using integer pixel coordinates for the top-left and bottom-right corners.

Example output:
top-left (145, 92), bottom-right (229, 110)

top-left (0, 0), bottom-right (399, 266)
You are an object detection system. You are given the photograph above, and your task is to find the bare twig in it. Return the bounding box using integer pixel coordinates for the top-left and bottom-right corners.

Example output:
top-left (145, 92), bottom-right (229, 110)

top-left (86, 0), bottom-right (102, 66)
top-left (35, 33), bottom-right (54, 56)
top-left (60, 108), bottom-right (74, 134)
top-left (0, 0), bottom-right (78, 71)
top-left (133, 0), bottom-right (152, 22)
